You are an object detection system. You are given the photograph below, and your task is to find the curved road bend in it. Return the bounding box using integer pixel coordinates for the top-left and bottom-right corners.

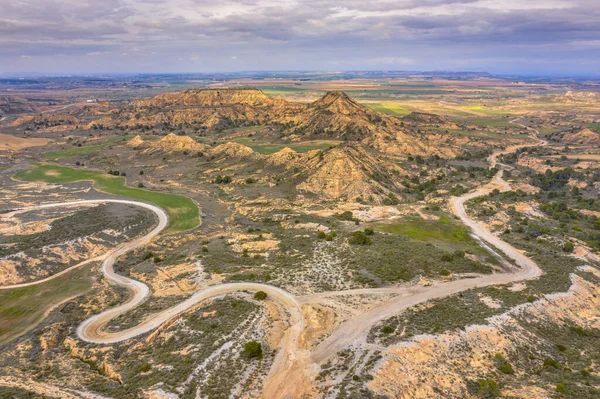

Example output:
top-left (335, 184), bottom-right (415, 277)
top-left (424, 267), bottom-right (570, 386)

top-left (310, 119), bottom-right (545, 364)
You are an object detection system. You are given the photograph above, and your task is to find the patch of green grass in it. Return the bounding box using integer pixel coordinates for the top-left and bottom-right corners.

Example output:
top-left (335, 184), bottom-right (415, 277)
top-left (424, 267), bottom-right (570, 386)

top-left (461, 105), bottom-right (509, 116)
top-left (13, 163), bottom-right (199, 233)
top-left (41, 136), bottom-right (131, 159)
top-left (363, 102), bottom-right (411, 116)
top-left (233, 138), bottom-right (340, 154)
top-left (374, 214), bottom-right (486, 254)
top-left (0, 265), bottom-right (94, 345)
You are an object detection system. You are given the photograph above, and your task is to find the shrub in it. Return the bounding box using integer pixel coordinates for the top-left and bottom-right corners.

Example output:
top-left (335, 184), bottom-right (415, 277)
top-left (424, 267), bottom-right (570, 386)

top-left (245, 177), bottom-right (255, 184)
top-left (139, 363), bottom-right (151, 373)
top-left (364, 228), bottom-right (374, 236)
top-left (498, 362), bottom-right (514, 375)
top-left (137, 182), bottom-right (144, 188)
top-left (254, 291), bottom-right (267, 300)
top-left (349, 231), bottom-right (371, 246)
top-left (139, 170), bottom-right (144, 175)
top-left (440, 269), bottom-right (450, 276)
top-left (453, 250), bottom-right (466, 258)
top-left (562, 241), bottom-right (574, 253)
top-left (317, 231), bottom-right (326, 240)
top-left (352, 375), bottom-right (360, 381)
top-left (153, 256), bottom-right (162, 263)
top-left (336, 211), bottom-right (357, 222)
top-left (555, 383), bottom-right (566, 394)
top-left (244, 341), bottom-right (262, 358)
top-left (544, 358), bottom-right (561, 369)
top-left (441, 252), bottom-right (454, 262)
top-left (382, 326), bottom-right (394, 334)
top-left (477, 379), bottom-right (500, 397)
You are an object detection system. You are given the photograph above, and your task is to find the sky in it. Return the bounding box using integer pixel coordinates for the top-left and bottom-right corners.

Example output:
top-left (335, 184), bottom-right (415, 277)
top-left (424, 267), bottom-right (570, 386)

top-left (1, 0), bottom-right (599, 76)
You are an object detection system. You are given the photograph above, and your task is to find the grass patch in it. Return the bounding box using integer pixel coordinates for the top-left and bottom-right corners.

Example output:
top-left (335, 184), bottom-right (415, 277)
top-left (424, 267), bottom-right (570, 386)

top-left (0, 264), bottom-right (94, 345)
top-left (13, 163), bottom-right (199, 233)
top-left (374, 214), bottom-right (483, 253)
top-left (364, 102), bottom-right (411, 116)
top-left (461, 105), bottom-right (509, 116)
top-left (41, 136), bottom-right (130, 159)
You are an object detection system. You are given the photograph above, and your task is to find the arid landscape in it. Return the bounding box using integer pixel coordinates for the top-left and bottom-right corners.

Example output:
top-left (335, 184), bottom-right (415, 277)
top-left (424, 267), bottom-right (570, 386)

top-left (0, 70), bottom-right (599, 399)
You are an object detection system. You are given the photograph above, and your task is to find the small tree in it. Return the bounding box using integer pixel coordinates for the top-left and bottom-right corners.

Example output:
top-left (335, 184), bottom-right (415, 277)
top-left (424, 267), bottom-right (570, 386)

top-left (477, 379), bottom-right (500, 397)
top-left (349, 231), bottom-right (371, 245)
top-left (562, 241), bottom-right (574, 253)
top-left (254, 291), bottom-right (267, 300)
top-left (244, 341), bottom-right (262, 358)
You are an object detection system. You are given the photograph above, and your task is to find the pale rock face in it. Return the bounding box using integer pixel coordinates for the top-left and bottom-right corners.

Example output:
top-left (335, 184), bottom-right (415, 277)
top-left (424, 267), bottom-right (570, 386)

top-left (144, 133), bottom-right (209, 154)
top-left (369, 273), bottom-right (600, 398)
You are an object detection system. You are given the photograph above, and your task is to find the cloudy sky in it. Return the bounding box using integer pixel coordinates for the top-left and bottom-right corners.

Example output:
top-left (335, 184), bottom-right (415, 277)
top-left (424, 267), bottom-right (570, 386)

top-left (1, 0), bottom-right (599, 76)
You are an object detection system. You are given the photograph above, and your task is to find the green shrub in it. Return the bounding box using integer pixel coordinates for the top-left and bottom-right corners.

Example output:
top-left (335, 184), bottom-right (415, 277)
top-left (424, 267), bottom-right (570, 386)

top-left (139, 363), bottom-right (151, 373)
top-left (244, 341), bottom-right (262, 358)
top-left (477, 379), bottom-right (500, 397)
top-left (562, 241), bottom-right (574, 253)
top-left (364, 228), bottom-right (374, 236)
top-left (556, 383), bottom-right (566, 394)
top-left (349, 231), bottom-right (371, 246)
top-left (254, 291), bottom-right (267, 300)
top-left (441, 252), bottom-right (454, 262)
top-left (317, 231), bottom-right (326, 239)
top-left (498, 362), bottom-right (514, 375)
top-left (544, 358), bottom-right (561, 369)
top-left (382, 326), bottom-right (394, 334)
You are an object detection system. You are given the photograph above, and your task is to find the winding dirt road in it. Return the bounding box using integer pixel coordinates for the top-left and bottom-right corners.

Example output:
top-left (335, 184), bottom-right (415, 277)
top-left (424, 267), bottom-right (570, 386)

top-left (3, 118), bottom-right (547, 397)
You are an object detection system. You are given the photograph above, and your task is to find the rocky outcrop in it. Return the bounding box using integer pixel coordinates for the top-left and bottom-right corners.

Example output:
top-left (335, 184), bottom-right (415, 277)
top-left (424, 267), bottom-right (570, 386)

top-left (143, 133), bottom-right (209, 154)
top-left (297, 144), bottom-right (402, 201)
top-left (209, 142), bottom-right (256, 159)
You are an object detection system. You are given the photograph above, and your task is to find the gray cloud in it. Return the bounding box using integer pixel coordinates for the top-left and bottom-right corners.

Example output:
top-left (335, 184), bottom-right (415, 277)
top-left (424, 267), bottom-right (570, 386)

top-left (0, 0), bottom-right (598, 75)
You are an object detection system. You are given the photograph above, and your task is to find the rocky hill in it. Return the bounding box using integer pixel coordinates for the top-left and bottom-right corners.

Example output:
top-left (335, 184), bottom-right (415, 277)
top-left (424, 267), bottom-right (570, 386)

top-left (293, 144), bottom-right (404, 201)
top-left (119, 89), bottom-right (454, 157)
top-left (562, 128), bottom-right (600, 145)
top-left (142, 133), bottom-right (210, 154)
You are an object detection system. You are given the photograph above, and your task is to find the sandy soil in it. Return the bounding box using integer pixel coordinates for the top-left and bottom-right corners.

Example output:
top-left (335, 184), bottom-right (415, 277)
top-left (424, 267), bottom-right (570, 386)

top-left (0, 133), bottom-right (50, 150)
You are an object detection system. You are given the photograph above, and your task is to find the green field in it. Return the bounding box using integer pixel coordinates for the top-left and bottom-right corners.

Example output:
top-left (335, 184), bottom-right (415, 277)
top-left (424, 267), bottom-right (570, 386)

top-left (232, 138), bottom-right (340, 154)
top-left (374, 214), bottom-right (490, 256)
top-left (364, 102), bottom-right (411, 116)
top-left (14, 163), bottom-right (199, 233)
top-left (42, 136), bottom-right (131, 159)
top-left (0, 264), bottom-right (94, 345)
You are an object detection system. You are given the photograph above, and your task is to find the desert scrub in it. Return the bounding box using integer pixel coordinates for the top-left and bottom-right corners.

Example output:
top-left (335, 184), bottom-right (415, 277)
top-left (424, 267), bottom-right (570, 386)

top-left (80, 297), bottom-right (261, 398)
top-left (343, 231), bottom-right (492, 286)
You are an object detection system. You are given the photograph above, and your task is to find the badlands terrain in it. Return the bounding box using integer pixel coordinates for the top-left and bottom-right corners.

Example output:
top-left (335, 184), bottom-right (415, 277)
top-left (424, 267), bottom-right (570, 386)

top-left (0, 73), bottom-right (599, 398)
